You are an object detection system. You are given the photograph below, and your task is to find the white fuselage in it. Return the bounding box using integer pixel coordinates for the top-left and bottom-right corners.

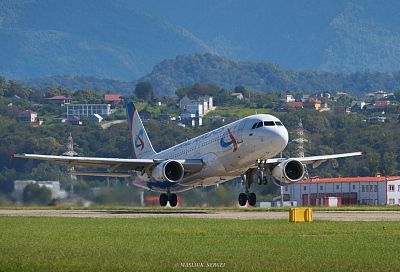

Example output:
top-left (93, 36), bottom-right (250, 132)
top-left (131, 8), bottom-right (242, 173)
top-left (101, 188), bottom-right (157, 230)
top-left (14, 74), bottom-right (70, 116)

top-left (131, 114), bottom-right (289, 192)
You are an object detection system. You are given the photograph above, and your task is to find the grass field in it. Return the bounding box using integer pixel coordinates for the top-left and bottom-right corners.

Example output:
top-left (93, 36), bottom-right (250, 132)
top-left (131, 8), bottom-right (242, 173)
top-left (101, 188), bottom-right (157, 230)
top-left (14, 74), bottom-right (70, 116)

top-left (1, 217), bottom-right (400, 271)
top-left (2, 205), bottom-right (400, 211)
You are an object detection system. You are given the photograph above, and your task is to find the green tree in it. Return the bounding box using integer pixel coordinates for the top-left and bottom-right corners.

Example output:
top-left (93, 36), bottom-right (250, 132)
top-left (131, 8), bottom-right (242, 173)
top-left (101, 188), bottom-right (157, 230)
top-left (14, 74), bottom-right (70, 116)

top-left (175, 87), bottom-right (189, 99)
top-left (135, 81), bottom-right (155, 102)
top-left (23, 183), bottom-right (52, 205)
top-left (381, 152), bottom-right (397, 175)
top-left (0, 76), bottom-right (6, 96)
top-left (73, 89), bottom-right (103, 103)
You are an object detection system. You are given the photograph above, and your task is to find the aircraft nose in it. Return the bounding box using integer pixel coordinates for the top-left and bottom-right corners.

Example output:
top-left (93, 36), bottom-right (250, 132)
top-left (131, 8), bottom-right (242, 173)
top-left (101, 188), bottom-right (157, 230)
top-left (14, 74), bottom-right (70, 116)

top-left (276, 127), bottom-right (289, 148)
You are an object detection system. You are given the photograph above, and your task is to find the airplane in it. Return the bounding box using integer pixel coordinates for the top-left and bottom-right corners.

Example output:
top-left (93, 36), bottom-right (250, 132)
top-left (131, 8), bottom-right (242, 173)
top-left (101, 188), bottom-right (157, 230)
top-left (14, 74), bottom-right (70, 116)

top-left (14, 101), bottom-right (361, 207)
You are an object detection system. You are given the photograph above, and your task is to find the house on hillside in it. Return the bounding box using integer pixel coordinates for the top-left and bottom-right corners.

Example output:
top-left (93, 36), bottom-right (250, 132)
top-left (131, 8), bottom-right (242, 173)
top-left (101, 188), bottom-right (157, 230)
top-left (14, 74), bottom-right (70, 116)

top-left (231, 92), bottom-right (244, 100)
top-left (180, 112), bottom-right (202, 127)
top-left (350, 101), bottom-right (366, 112)
top-left (47, 95), bottom-right (72, 106)
top-left (281, 94), bottom-right (295, 103)
top-left (374, 90), bottom-right (389, 100)
top-left (91, 114), bottom-right (104, 123)
top-left (19, 110), bottom-right (38, 123)
top-left (287, 101), bottom-right (303, 108)
top-left (304, 99), bottom-right (322, 111)
top-left (104, 94), bottom-right (122, 104)
top-left (68, 116), bottom-right (82, 125)
top-left (179, 96), bottom-right (192, 110)
top-left (66, 104), bottom-right (111, 117)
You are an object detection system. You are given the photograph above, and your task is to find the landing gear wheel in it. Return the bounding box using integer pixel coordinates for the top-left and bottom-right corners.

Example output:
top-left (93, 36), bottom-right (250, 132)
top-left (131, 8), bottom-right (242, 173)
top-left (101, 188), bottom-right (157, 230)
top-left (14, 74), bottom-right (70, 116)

top-left (238, 193), bottom-right (248, 206)
top-left (159, 193), bottom-right (168, 206)
top-left (169, 193), bottom-right (178, 207)
top-left (248, 193), bottom-right (257, 206)
top-left (262, 176), bottom-right (268, 185)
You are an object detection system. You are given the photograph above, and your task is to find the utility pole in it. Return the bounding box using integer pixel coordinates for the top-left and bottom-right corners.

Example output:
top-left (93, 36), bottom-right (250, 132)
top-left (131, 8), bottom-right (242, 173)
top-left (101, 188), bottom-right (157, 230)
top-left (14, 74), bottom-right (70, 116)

top-left (63, 132), bottom-right (78, 197)
top-left (292, 119), bottom-right (308, 158)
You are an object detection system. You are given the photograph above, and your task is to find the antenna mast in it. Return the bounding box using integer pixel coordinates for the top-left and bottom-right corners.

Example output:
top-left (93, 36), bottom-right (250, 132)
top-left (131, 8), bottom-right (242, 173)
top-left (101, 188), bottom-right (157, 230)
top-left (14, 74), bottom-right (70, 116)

top-left (63, 132), bottom-right (78, 196)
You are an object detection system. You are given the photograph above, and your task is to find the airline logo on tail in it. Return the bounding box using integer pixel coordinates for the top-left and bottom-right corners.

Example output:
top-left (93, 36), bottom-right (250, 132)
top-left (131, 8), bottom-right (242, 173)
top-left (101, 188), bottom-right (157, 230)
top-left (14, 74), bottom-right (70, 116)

top-left (127, 102), bottom-right (136, 138)
top-left (135, 129), bottom-right (145, 151)
top-left (220, 128), bottom-right (238, 152)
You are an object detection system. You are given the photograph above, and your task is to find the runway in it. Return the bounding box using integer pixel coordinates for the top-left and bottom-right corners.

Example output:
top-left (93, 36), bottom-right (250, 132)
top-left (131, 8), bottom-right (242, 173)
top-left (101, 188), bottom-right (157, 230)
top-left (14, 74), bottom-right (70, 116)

top-left (1, 209), bottom-right (400, 221)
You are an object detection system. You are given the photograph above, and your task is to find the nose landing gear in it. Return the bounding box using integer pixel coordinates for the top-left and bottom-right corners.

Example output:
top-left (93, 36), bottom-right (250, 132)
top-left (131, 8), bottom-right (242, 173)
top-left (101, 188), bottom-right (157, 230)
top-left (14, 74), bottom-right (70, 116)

top-left (256, 160), bottom-right (270, 185)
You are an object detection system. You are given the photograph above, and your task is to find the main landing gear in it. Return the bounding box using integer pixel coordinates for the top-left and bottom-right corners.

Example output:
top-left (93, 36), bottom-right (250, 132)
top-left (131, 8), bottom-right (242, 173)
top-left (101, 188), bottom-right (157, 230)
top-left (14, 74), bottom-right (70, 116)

top-left (238, 161), bottom-right (271, 207)
top-left (238, 169), bottom-right (257, 207)
top-left (159, 191), bottom-right (178, 207)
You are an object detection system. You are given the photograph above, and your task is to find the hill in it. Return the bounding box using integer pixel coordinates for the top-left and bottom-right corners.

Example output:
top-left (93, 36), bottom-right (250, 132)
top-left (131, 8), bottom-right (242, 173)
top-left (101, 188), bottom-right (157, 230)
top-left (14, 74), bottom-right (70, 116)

top-left (20, 75), bottom-right (136, 95)
top-left (138, 53), bottom-right (400, 96)
top-left (2, 1), bottom-right (400, 80)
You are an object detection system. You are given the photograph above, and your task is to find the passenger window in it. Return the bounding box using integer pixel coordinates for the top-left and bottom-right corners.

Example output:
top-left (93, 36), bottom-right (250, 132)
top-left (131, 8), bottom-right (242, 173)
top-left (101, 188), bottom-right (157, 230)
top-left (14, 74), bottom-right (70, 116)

top-left (256, 122), bottom-right (263, 128)
top-left (263, 121), bottom-right (275, 126)
top-left (251, 123), bottom-right (257, 129)
top-left (275, 121), bottom-right (283, 126)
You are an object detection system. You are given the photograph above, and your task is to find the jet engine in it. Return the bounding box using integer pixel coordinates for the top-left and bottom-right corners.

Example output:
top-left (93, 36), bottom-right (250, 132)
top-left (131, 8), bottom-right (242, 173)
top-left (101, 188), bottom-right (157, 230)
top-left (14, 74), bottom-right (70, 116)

top-left (271, 159), bottom-right (305, 186)
top-left (151, 160), bottom-right (184, 182)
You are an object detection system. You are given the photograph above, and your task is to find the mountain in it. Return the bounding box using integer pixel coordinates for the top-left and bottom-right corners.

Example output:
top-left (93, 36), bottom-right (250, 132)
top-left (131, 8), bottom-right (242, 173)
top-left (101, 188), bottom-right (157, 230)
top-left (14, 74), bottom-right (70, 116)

top-left (2, 0), bottom-right (400, 80)
top-left (138, 53), bottom-right (400, 96)
top-left (126, 0), bottom-right (400, 72)
top-left (0, 0), bottom-right (211, 81)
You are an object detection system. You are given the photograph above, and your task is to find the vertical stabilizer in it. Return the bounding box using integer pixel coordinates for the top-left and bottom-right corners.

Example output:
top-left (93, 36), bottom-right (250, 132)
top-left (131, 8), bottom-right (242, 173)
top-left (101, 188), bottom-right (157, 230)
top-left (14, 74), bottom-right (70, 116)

top-left (126, 102), bottom-right (157, 159)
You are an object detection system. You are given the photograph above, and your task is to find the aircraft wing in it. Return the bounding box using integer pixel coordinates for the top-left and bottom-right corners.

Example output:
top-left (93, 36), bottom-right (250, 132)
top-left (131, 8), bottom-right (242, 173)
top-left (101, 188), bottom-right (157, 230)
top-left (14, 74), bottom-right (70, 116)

top-left (13, 154), bottom-right (204, 176)
top-left (266, 152), bottom-right (362, 168)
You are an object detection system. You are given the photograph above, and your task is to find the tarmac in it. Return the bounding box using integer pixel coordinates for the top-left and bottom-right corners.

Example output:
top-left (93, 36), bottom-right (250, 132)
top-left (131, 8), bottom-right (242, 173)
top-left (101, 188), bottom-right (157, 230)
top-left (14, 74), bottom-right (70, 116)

top-left (1, 209), bottom-right (400, 221)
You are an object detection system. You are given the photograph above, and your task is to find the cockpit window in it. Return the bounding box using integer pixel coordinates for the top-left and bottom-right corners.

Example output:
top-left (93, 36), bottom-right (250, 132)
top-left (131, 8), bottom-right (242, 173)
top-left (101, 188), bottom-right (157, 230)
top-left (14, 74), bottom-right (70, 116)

top-left (253, 121), bottom-right (283, 129)
top-left (264, 121), bottom-right (275, 126)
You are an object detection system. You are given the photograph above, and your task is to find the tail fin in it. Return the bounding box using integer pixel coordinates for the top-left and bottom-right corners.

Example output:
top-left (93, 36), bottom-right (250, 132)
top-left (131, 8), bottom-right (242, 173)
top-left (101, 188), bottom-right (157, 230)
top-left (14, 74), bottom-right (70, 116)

top-left (126, 102), bottom-right (157, 159)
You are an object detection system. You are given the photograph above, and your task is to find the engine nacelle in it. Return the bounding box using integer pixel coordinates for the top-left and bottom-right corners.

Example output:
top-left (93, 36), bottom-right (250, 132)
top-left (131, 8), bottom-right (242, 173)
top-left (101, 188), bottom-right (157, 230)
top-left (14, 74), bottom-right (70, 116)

top-left (151, 160), bottom-right (184, 183)
top-left (271, 159), bottom-right (305, 186)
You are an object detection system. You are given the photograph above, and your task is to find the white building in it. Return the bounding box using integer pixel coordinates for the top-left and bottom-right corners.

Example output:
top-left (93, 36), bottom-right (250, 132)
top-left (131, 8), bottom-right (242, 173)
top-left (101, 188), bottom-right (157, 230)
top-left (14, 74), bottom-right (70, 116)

top-left (282, 94), bottom-right (295, 103)
top-left (285, 175), bottom-right (400, 206)
top-left (179, 96), bottom-right (214, 116)
top-left (198, 96), bottom-right (214, 112)
top-left (186, 102), bottom-right (204, 116)
top-left (374, 90), bottom-right (389, 99)
top-left (91, 113), bottom-right (104, 123)
top-left (66, 104), bottom-right (111, 117)
top-left (19, 110), bottom-right (38, 123)
top-left (180, 112), bottom-right (202, 127)
top-left (351, 100), bottom-right (366, 111)
top-left (231, 92), bottom-right (244, 100)
top-left (179, 96), bottom-right (214, 127)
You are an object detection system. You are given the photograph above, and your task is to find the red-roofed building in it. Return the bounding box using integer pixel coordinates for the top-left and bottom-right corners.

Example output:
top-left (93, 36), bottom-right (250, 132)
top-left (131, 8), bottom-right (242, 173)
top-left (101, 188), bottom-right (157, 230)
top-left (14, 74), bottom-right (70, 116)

top-left (287, 101), bottom-right (303, 108)
top-left (374, 100), bottom-right (390, 108)
top-left (104, 94), bottom-right (122, 104)
top-left (285, 175), bottom-right (400, 206)
top-left (46, 95), bottom-right (72, 105)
